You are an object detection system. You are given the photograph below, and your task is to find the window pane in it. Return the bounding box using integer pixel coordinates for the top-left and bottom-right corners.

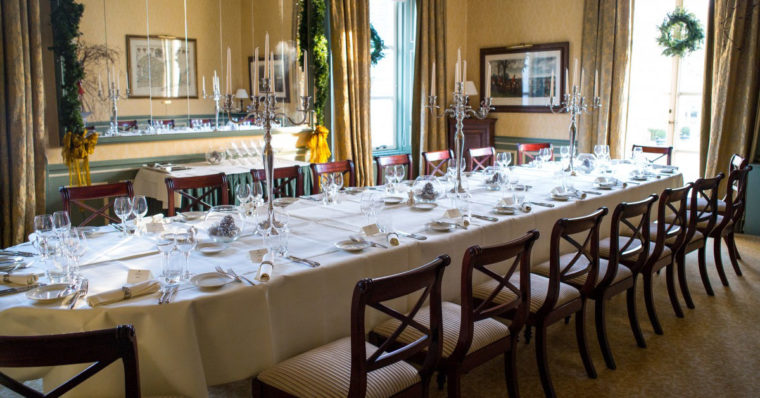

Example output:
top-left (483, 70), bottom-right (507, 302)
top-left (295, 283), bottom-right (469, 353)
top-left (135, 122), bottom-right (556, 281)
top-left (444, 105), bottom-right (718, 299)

top-left (371, 98), bottom-right (396, 148)
top-left (371, 55), bottom-right (395, 98)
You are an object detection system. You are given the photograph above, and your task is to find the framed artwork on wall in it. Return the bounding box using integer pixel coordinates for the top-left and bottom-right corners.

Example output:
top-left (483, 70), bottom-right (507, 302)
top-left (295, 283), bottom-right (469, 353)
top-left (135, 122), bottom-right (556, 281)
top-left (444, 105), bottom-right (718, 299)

top-left (480, 42), bottom-right (568, 113)
top-left (126, 35), bottom-right (198, 99)
top-left (248, 56), bottom-right (291, 103)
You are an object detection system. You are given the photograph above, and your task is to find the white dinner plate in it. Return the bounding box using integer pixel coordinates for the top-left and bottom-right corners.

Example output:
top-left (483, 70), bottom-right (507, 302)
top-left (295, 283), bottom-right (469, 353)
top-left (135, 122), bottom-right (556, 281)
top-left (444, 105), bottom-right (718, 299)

top-left (335, 240), bottom-right (371, 252)
top-left (197, 242), bottom-right (226, 255)
top-left (493, 206), bottom-right (515, 215)
top-left (428, 221), bottom-right (454, 232)
top-left (179, 211), bottom-right (205, 221)
top-left (273, 197), bottom-right (299, 207)
top-left (79, 226), bottom-right (109, 238)
top-left (191, 272), bottom-right (234, 289)
top-left (26, 284), bottom-right (75, 303)
top-left (551, 194), bottom-right (570, 202)
top-left (630, 175), bottom-right (648, 181)
top-left (593, 182), bottom-right (614, 190)
top-left (411, 202), bottom-right (437, 211)
top-left (383, 196), bottom-right (405, 205)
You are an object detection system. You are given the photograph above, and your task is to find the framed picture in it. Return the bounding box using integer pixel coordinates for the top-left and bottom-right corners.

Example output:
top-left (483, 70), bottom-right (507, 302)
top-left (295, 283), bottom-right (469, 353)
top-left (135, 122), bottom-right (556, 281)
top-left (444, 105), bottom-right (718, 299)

top-left (480, 42), bottom-right (568, 113)
top-left (126, 35), bottom-right (198, 99)
top-left (248, 56), bottom-right (290, 103)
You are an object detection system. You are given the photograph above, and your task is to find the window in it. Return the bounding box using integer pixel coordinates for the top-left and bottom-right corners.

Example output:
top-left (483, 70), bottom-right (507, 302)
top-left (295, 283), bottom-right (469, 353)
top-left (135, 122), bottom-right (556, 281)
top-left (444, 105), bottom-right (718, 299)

top-left (369, 0), bottom-right (416, 154)
top-left (625, 0), bottom-right (708, 182)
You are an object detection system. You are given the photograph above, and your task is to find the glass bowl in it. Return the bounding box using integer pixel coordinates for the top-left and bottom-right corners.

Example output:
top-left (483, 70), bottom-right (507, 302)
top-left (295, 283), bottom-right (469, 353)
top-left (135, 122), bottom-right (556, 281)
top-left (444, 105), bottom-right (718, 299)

top-left (204, 205), bottom-right (244, 243)
top-left (412, 176), bottom-right (445, 203)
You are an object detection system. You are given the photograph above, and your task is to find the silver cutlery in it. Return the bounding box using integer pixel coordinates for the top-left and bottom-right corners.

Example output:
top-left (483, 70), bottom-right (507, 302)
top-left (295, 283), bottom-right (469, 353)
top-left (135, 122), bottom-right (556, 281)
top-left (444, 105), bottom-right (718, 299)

top-left (349, 235), bottom-right (388, 249)
top-left (395, 231), bottom-right (427, 240)
top-left (166, 286), bottom-right (179, 304)
top-left (471, 214), bottom-right (498, 222)
top-left (626, 180), bottom-right (641, 185)
top-left (299, 195), bottom-right (321, 202)
top-left (216, 266), bottom-right (256, 286)
top-left (529, 201), bottom-right (556, 208)
top-left (68, 279), bottom-right (88, 309)
top-left (158, 288), bottom-right (169, 304)
top-left (286, 255), bottom-right (320, 268)
top-left (582, 190), bottom-right (602, 195)
top-left (0, 283), bottom-right (41, 296)
top-left (0, 250), bottom-right (35, 257)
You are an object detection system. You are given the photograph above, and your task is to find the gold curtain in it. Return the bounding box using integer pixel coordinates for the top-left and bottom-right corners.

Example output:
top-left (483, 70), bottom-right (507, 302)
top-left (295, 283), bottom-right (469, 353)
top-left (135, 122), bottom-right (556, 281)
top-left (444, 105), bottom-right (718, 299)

top-left (411, 0), bottom-right (447, 176)
top-left (578, 0), bottom-right (633, 159)
top-left (0, 0), bottom-right (47, 247)
top-left (330, 0), bottom-right (373, 186)
top-left (700, 0), bottom-right (760, 178)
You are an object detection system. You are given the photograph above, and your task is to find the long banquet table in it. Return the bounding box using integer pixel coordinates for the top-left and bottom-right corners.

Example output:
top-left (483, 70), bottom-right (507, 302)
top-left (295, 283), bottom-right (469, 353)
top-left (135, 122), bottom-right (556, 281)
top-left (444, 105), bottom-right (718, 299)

top-left (0, 165), bottom-right (683, 397)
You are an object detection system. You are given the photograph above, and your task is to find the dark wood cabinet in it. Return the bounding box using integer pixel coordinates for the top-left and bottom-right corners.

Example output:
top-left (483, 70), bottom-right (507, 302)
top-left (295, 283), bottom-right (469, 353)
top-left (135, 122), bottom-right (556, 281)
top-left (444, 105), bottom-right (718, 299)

top-left (447, 117), bottom-right (496, 155)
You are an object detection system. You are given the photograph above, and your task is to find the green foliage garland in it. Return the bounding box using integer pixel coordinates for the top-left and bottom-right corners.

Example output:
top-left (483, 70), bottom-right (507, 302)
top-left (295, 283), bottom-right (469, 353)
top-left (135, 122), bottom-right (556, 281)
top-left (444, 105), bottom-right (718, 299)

top-left (298, 0), bottom-right (329, 126)
top-left (370, 24), bottom-right (385, 65)
top-left (50, 0), bottom-right (86, 136)
top-left (656, 7), bottom-right (704, 57)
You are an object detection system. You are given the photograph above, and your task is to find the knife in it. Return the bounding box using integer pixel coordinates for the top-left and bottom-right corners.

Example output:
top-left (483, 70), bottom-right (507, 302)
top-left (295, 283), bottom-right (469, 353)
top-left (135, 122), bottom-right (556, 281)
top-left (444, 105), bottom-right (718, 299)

top-left (582, 190), bottom-right (602, 195)
top-left (0, 284), bottom-right (41, 296)
top-left (471, 214), bottom-right (498, 222)
top-left (529, 201), bottom-right (556, 208)
top-left (299, 195), bottom-right (321, 202)
top-left (287, 255), bottom-right (320, 268)
top-left (0, 250), bottom-right (35, 257)
top-left (396, 231), bottom-right (427, 240)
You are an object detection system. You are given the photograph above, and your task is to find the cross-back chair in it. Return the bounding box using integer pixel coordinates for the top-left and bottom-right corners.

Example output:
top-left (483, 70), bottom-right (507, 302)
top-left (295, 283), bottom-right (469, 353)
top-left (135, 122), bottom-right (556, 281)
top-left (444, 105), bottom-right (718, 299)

top-left (310, 160), bottom-right (356, 194)
top-left (467, 147), bottom-right (496, 172)
top-left (631, 144), bottom-right (673, 165)
top-left (164, 173), bottom-right (229, 216)
top-left (157, 119), bottom-right (175, 128)
top-left (375, 154), bottom-right (413, 185)
top-left (0, 325), bottom-right (140, 398)
top-left (117, 120), bottom-right (138, 131)
top-left (251, 166), bottom-right (304, 199)
top-left (421, 150), bottom-right (453, 177)
top-left (516, 143), bottom-right (552, 165)
top-left (253, 255), bottom-right (450, 398)
top-left (60, 181), bottom-right (134, 226)
top-left (190, 118), bottom-right (213, 128)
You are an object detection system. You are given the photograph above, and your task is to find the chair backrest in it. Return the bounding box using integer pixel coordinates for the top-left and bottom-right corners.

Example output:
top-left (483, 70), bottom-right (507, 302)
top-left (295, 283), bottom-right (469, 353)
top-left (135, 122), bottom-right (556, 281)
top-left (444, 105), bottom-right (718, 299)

top-left (543, 207), bottom-right (608, 310)
top-left (516, 143), bottom-right (552, 165)
top-left (687, 173), bottom-right (724, 238)
top-left (632, 145), bottom-right (673, 165)
top-left (60, 182), bottom-right (134, 227)
top-left (117, 120), bottom-right (138, 131)
top-left (190, 119), bottom-right (213, 128)
top-left (603, 195), bottom-right (658, 287)
top-left (158, 119), bottom-right (175, 128)
top-left (374, 154), bottom-right (413, 185)
top-left (467, 147), bottom-right (496, 172)
top-left (455, 230), bottom-right (539, 359)
top-left (165, 173), bottom-right (229, 216)
top-left (648, 184), bottom-right (692, 265)
top-left (310, 160), bottom-right (356, 194)
top-left (350, 255), bottom-right (450, 397)
top-left (251, 166), bottom-right (304, 199)
top-left (717, 166), bottom-right (753, 230)
top-left (729, 153), bottom-right (748, 173)
top-left (421, 150), bottom-right (453, 177)
top-left (0, 325), bottom-right (140, 398)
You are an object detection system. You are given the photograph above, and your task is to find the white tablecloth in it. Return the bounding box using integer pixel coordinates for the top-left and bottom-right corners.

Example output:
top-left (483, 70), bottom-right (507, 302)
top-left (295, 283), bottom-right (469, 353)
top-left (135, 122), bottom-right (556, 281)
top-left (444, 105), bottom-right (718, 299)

top-left (0, 165), bottom-right (683, 397)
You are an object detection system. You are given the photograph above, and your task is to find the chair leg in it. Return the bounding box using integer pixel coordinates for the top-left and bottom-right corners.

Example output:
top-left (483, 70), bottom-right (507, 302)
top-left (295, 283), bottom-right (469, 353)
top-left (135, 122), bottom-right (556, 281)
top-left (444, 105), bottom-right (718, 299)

top-left (676, 250), bottom-right (694, 309)
top-left (594, 298), bottom-right (616, 370)
top-left (446, 369), bottom-right (461, 398)
top-left (666, 263), bottom-right (684, 318)
top-left (725, 233), bottom-right (743, 276)
top-left (713, 235), bottom-right (730, 286)
top-left (698, 246), bottom-right (714, 296)
top-left (524, 325), bottom-right (532, 345)
top-left (535, 322), bottom-right (556, 398)
top-left (575, 300), bottom-right (597, 379)
top-left (731, 232), bottom-right (742, 260)
top-left (626, 281), bottom-right (647, 348)
top-left (504, 340), bottom-right (520, 398)
top-left (643, 271), bottom-right (664, 335)
top-left (436, 370), bottom-right (446, 391)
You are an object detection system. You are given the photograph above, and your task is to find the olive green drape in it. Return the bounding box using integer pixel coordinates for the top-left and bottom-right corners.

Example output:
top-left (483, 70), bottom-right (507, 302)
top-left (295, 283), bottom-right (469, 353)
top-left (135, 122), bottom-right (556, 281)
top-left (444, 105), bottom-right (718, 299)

top-left (578, 0), bottom-right (633, 159)
top-left (330, 0), bottom-right (373, 186)
top-left (0, 0), bottom-right (47, 247)
top-left (411, 0), bottom-right (447, 176)
top-left (700, 0), bottom-right (760, 178)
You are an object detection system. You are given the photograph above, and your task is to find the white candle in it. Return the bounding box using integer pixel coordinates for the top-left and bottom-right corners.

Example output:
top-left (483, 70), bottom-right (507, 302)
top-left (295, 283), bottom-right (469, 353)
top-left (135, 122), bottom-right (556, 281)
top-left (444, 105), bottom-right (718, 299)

top-left (573, 58), bottom-right (579, 88)
top-left (303, 50), bottom-right (309, 94)
top-left (264, 32), bottom-right (270, 79)
top-left (226, 47), bottom-right (232, 95)
top-left (431, 61), bottom-right (436, 96)
top-left (112, 65), bottom-right (115, 87)
top-left (125, 71), bottom-right (129, 93)
top-left (463, 60), bottom-right (467, 83)
top-left (117, 69), bottom-right (121, 91)
top-left (98, 72), bottom-right (103, 93)
top-left (456, 48), bottom-right (461, 84)
top-left (485, 61), bottom-right (492, 98)
top-left (549, 70), bottom-right (554, 98)
top-left (214, 70), bottom-right (218, 93)
top-left (580, 69), bottom-right (585, 91)
top-left (565, 68), bottom-right (569, 93)
top-left (254, 47), bottom-right (259, 96)
top-left (594, 70), bottom-right (599, 98)
top-left (270, 52), bottom-right (275, 85)
top-left (202, 75), bottom-right (206, 96)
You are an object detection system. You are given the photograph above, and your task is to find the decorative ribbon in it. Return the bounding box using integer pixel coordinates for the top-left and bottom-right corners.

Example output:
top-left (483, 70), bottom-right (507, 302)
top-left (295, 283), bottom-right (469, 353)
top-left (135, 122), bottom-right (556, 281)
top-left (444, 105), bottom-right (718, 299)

top-left (122, 286), bottom-right (132, 300)
top-left (307, 125), bottom-right (331, 163)
top-left (62, 131), bottom-right (98, 186)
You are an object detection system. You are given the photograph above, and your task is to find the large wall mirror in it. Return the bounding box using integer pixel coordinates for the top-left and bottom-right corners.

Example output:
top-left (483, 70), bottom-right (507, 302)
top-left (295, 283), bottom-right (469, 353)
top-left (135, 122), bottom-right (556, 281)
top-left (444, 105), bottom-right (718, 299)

top-left (77, 0), bottom-right (303, 135)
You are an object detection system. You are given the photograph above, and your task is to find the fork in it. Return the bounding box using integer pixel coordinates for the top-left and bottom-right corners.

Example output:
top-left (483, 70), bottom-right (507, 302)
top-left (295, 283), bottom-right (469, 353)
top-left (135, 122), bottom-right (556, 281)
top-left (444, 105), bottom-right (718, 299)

top-left (165, 286), bottom-right (179, 304)
top-left (68, 279), bottom-right (88, 309)
top-left (216, 266), bottom-right (256, 286)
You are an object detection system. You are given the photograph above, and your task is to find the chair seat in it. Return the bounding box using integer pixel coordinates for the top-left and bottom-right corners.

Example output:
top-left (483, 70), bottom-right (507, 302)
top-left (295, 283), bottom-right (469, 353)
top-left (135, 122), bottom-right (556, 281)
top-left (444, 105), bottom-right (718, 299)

top-left (257, 337), bottom-right (420, 398)
top-left (372, 301), bottom-right (510, 358)
top-left (599, 237), bottom-right (644, 259)
top-left (473, 274), bottom-right (580, 313)
top-left (533, 255), bottom-right (632, 288)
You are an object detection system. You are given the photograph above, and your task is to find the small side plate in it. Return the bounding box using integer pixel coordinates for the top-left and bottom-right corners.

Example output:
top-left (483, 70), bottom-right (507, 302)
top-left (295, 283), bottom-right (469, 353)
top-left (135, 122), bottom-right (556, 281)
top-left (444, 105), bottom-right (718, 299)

top-left (411, 202), bottom-right (437, 211)
top-left (197, 242), bottom-right (227, 255)
top-left (190, 272), bottom-right (234, 289)
top-left (26, 283), bottom-right (74, 303)
top-left (493, 206), bottom-right (515, 215)
top-left (428, 221), bottom-right (454, 232)
top-left (335, 240), bottom-right (371, 252)
top-left (179, 211), bottom-right (205, 221)
top-left (273, 197), bottom-right (299, 207)
top-left (383, 196), bottom-right (405, 205)
top-left (551, 194), bottom-right (570, 202)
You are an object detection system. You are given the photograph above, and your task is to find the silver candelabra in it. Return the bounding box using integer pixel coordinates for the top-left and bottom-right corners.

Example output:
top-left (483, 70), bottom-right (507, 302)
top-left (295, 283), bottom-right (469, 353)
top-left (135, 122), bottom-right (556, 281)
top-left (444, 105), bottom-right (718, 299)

top-left (426, 82), bottom-right (493, 193)
top-left (203, 75), bottom-right (235, 130)
top-left (98, 82), bottom-right (129, 136)
top-left (548, 84), bottom-right (601, 175)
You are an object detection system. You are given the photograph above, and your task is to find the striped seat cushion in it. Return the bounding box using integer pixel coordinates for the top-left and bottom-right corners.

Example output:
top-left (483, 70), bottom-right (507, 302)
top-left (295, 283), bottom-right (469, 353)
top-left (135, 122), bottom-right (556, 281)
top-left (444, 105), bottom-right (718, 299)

top-left (599, 236), bottom-right (644, 259)
top-left (257, 337), bottom-right (420, 398)
top-left (473, 273), bottom-right (580, 313)
top-left (371, 301), bottom-right (510, 358)
top-left (533, 255), bottom-right (632, 288)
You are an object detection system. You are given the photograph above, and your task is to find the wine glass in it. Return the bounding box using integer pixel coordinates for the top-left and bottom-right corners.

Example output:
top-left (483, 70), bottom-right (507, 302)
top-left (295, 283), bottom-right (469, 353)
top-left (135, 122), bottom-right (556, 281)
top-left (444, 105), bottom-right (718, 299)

top-left (360, 191), bottom-right (381, 225)
top-left (61, 228), bottom-right (87, 278)
top-left (113, 197), bottom-right (133, 237)
top-left (496, 152), bottom-right (512, 170)
top-left (319, 173), bottom-right (333, 196)
top-left (251, 181), bottom-right (264, 207)
top-left (538, 147), bottom-right (553, 166)
top-left (393, 164), bottom-right (406, 185)
top-left (236, 183), bottom-right (252, 207)
top-left (52, 211), bottom-right (71, 237)
top-left (594, 145), bottom-right (605, 159)
top-left (174, 228), bottom-right (197, 281)
top-left (332, 172), bottom-right (344, 192)
top-left (133, 195), bottom-right (148, 235)
top-left (383, 166), bottom-right (396, 192)
top-left (33, 214), bottom-right (55, 261)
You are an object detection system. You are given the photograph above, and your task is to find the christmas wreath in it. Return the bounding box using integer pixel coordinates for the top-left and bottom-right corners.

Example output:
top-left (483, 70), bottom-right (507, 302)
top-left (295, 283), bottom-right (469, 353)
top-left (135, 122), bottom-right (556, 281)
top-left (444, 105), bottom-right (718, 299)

top-left (656, 8), bottom-right (704, 57)
top-left (370, 24), bottom-right (385, 65)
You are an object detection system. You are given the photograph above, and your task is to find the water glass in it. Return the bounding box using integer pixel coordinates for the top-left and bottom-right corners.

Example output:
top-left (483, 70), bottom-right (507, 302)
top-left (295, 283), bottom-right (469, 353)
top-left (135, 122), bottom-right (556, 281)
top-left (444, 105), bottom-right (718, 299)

top-left (33, 214), bottom-right (54, 260)
top-left (236, 183), bottom-right (252, 206)
top-left (251, 181), bottom-right (264, 207)
top-left (61, 228), bottom-right (86, 278)
top-left (174, 228), bottom-right (197, 281)
top-left (360, 191), bottom-right (382, 224)
top-left (483, 167), bottom-right (500, 190)
top-left (496, 152), bottom-right (512, 169)
top-left (538, 147), bottom-right (553, 166)
top-left (163, 251), bottom-right (183, 287)
top-left (268, 226), bottom-right (289, 257)
top-left (133, 195), bottom-right (148, 235)
top-left (156, 232), bottom-right (176, 279)
top-left (52, 211), bottom-right (71, 237)
top-left (454, 193), bottom-right (472, 224)
top-left (46, 249), bottom-right (70, 284)
top-left (113, 197), bottom-right (133, 237)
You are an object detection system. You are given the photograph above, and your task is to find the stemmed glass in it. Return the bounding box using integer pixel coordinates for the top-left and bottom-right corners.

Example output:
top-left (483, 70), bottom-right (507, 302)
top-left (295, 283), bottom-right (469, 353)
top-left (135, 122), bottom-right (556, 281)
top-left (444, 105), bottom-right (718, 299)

top-left (156, 232), bottom-right (177, 281)
top-left (331, 172), bottom-right (344, 204)
top-left (174, 228), bottom-right (196, 281)
top-left (394, 164), bottom-right (406, 186)
top-left (384, 166), bottom-right (396, 192)
top-left (33, 214), bottom-right (55, 261)
top-left (52, 211), bottom-right (71, 237)
top-left (113, 197), bottom-right (133, 237)
top-left (269, 208), bottom-right (290, 257)
top-left (236, 183), bottom-right (253, 216)
top-left (496, 152), bottom-right (512, 170)
top-left (360, 191), bottom-right (382, 225)
top-left (133, 195), bottom-right (148, 236)
top-left (251, 181), bottom-right (264, 207)
top-left (538, 147), bottom-right (553, 167)
top-left (61, 228), bottom-right (87, 278)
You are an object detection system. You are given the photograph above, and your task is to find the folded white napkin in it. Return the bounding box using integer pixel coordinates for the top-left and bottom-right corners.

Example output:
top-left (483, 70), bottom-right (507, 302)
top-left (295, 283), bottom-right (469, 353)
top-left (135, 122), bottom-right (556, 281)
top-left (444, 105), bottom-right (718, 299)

top-left (2, 273), bottom-right (38, 286)
top-left (550, 186), bottom-right (570, 196)
top-left (498, 198), bottom-right (531, 213)
top-left (86, 280), bottom-right (161, 307)
top-left (387, 233), bottom-right (400, 247)
top-left (594, 176), bottom-right (626, 188)
top-left (256, 259), bottom-right (273, 282)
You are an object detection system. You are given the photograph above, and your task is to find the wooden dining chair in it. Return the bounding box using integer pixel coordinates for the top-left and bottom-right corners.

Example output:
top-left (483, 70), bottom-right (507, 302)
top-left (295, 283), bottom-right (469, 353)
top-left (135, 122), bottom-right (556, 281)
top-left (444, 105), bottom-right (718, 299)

top-left (594, 195), bottom-right (658, 369)
top-left (157, 119), bottom-right (175, 128)
top-left (374, 154), bottom-right (413, 185)
top-left (251, 166), bottom-right (304, 199)
top-left (631, 144), bottom-right (673, 165)
top-left (190, 118), bottom-right (213, 128)
top-left (515, 143), bottom-right (551, 165)
top-left (165, 173), bottom-right (229, 216)
top-left (421, 149), bottom-right (453, 176)
top-left (253, 255), bottom-right (450, 398)
top-left (60, 181), bottom-right (134, 226)
top-left (0, 325), bottom-right (140, 398)
top-left (371, 230), bottom-right (539, 398)
top-left (467, 147), bottom-right (496, 172)
top-left (117, 120), bottom-right (138, 131)
top-left (310, 160), bottom-right (356, 194)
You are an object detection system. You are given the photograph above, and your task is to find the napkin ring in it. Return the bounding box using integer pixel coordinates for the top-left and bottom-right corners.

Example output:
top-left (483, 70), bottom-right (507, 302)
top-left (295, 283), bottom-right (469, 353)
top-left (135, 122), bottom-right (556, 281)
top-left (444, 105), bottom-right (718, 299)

top-left (122, 286), bottom-right (132, 299)
top-left (2, 274), bottom-right (8, 283)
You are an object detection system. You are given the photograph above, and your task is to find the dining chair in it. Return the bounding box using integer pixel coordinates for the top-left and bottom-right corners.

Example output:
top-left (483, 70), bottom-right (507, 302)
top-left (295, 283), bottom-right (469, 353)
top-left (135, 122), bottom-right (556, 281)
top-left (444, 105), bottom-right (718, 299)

top-left (515, 143), bottom-right (552, 165)
top-left (165, 173), bottom-right (229, 216)
top-left (190, 118), bottom-right (213, 128)
top-left (157, 119), bottom-right (175, 128)
top-left (371, 230), bottom-right (539, 398)
top-left (253, 255), bottom-right (450, 398)
top-left (421, 149), bottom-right (454, 176)
top-left (467, 146), bottom-right (496, 172)
top-left (594, 195), bottom-right (658, 368)
top-left (310, 160), bottom-right (356, 194)
top-left (251, 166), bottom-right (304, 199)
top-left (374, 154), bottom-right (413, 185)
top-left (0, 325), bottom-right (140, 398)
top-left (631, 144), bottom-right (673, 165)
top-left (117, 120), bottom-right (138, 131)
top-left (60, 181), bottom-right (134, 226)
